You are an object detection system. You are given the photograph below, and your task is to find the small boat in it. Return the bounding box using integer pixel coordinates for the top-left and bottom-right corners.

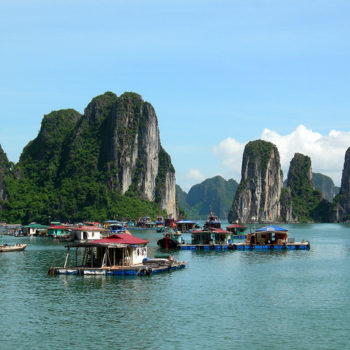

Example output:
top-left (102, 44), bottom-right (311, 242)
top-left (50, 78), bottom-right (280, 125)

top-left (0, 243), bottom-right (27, 252)
top-left (157, 229), bottom-right (184, 248)
top-left (203, 212), bottom-right (221, 230)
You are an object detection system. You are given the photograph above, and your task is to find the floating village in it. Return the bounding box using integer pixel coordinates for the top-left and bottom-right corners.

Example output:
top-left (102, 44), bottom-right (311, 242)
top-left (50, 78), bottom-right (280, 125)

top-left (1, 211), bottom-right (310, 277)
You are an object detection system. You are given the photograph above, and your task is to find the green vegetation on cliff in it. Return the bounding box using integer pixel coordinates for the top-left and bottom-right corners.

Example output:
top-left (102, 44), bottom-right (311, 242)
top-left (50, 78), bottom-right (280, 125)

top-left (286, 153), bottom-right (326, 222)
top-left (0, 145), bottom-right (10, 207)
top-left (244, 140), bottom-right (275, 175)
top-left (0, 92), bottom-right (172, 224)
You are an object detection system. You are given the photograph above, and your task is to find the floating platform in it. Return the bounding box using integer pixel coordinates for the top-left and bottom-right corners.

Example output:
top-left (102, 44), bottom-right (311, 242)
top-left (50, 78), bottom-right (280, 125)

top-left (48, 260), bottom-right (187, 276)
top-left (233, 242), bottom-right (310, 250)
top-left (177, 242), bottom-right (310, 251)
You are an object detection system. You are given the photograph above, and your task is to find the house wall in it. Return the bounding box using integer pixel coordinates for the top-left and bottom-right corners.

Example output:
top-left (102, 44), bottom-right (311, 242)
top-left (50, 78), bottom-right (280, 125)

top-left (75, 230), bottom-right (101, 241)
top-left (131, 246), bottom-right (147, 265)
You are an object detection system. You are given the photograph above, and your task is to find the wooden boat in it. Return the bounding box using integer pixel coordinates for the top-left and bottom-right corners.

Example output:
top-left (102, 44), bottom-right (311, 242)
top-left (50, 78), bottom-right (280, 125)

top-left (203, 211), bottom-right (221, 230)
top-left (49, 233), bottom-right (187, 276)
top-left (0, 243), bottom-right (27, 252)
top-left (157, 229), bottom-right (184, 249)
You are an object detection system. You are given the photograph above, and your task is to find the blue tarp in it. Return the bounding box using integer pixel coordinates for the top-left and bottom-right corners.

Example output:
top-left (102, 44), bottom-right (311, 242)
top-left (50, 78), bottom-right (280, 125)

top-left (256, 225), bottom-right (288, 232)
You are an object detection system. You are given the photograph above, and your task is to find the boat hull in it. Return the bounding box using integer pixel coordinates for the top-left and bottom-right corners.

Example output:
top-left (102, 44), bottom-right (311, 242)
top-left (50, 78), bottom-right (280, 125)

top-left (157, 237), bottom-right (180, 249)
top-left (0, 244), bottom-right (27, 252)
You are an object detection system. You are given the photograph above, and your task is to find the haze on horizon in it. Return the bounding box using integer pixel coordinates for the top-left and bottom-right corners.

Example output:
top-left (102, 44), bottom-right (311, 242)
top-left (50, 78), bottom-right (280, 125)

top-left (1, 1), bottom-right (349, 190)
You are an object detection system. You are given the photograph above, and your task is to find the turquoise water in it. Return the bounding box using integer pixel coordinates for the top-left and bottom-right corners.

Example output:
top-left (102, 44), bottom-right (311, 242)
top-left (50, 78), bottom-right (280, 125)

top-left (1, 224), bottom-right (350, 349)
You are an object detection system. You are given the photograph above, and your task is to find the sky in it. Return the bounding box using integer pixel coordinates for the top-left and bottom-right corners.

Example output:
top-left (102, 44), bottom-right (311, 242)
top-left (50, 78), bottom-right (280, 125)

top-left (1, 0), bottom-right (350, 191)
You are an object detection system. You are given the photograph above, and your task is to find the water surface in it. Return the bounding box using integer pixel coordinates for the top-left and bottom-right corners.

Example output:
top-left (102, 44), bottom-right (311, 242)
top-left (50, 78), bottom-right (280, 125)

top-left (1, 224), bottom-right (350, 349)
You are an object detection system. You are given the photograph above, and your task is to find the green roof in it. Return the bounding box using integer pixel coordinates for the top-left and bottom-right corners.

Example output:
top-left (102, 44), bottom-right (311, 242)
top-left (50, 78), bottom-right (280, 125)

top-left (22, 223), bottom-right (48, 229)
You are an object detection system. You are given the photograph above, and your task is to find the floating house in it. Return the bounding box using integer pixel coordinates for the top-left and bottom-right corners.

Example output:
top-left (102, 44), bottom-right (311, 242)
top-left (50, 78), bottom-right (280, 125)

top-left (135, 217), bottom-right (156, 229)
top-left (47, 224), bottom-right (71, 238)
top-left (190, 228), bottom-right (232, 246)
top-left (226, 224), bottom-right (247, 238)
top-left (3, 224), bottom-right (23, 236)
top-left (22, 223), bottom-right (47, 236)
top-left (165, 218), bottom-right (176, 228)
top-left (175, 220), bottom-right (199, 232)
top-left (234, 225), bottom-right (310, 250)
top-left (48, 233), bottom-right (187, 276)
top-left (71, 225), bottom-right (107, 241)
top-left (84, 222), bottom-right (101, 227)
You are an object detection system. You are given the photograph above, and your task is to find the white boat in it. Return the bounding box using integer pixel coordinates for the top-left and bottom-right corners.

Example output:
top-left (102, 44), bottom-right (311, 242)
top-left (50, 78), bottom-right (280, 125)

top-left (0, 243), bottom-right (27, 252)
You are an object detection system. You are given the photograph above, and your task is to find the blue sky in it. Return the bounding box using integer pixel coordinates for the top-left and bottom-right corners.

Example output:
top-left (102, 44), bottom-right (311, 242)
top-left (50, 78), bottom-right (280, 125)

top-left (1, 1), bottom-right (350, 190)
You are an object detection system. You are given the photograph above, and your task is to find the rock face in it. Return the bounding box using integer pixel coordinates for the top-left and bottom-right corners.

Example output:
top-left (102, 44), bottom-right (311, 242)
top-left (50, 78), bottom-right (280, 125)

top-left (280, 187), bottom-right (295, 222)
top-left (228, 140), bottom-right (283, 223)
top-left (312, 172), bottom-right (339, 202)
top-left (284, 153), bottom-right (323, 222)
top-left (18, 91), bottom-right (176, 219)
top-left (187, 176), bottom-right (238, 219)
top-left (0, 145), bottom-right (9, 205)
top-left (176, 177), bottom-right (238, 219)
top-left (335, 147), bottom-right (350, 222)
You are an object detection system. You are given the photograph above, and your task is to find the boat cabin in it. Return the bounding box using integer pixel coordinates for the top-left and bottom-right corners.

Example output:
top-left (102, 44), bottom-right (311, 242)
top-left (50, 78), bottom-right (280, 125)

top-left (203, 212), bottom-right (221, 230)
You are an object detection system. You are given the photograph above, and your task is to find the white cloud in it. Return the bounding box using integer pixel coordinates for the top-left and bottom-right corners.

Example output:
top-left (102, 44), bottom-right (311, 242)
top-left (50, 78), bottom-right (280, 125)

top-left (212, 137), bottom-right (246, 181)
top-left (213, 125), bottom-right (350, 186)
top-left (187, 168), bottom-right (206, 182)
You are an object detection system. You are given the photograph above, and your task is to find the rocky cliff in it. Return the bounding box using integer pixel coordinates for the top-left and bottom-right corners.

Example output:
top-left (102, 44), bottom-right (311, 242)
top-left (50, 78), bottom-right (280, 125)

top-left (284, 153), bottom-right (324, 222)
top-left (228, 140), bottom-right (283, 223)
top-left (5, 91), bottom-right (176, 222)
top-left (187, 176), bottom-right (238, 219)
top-left (0, 145), bottom-right (9, 206)
top-left (335, 147), bottom-right (350, 222)
top-left (312, 172), bottom-right (339, 202)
